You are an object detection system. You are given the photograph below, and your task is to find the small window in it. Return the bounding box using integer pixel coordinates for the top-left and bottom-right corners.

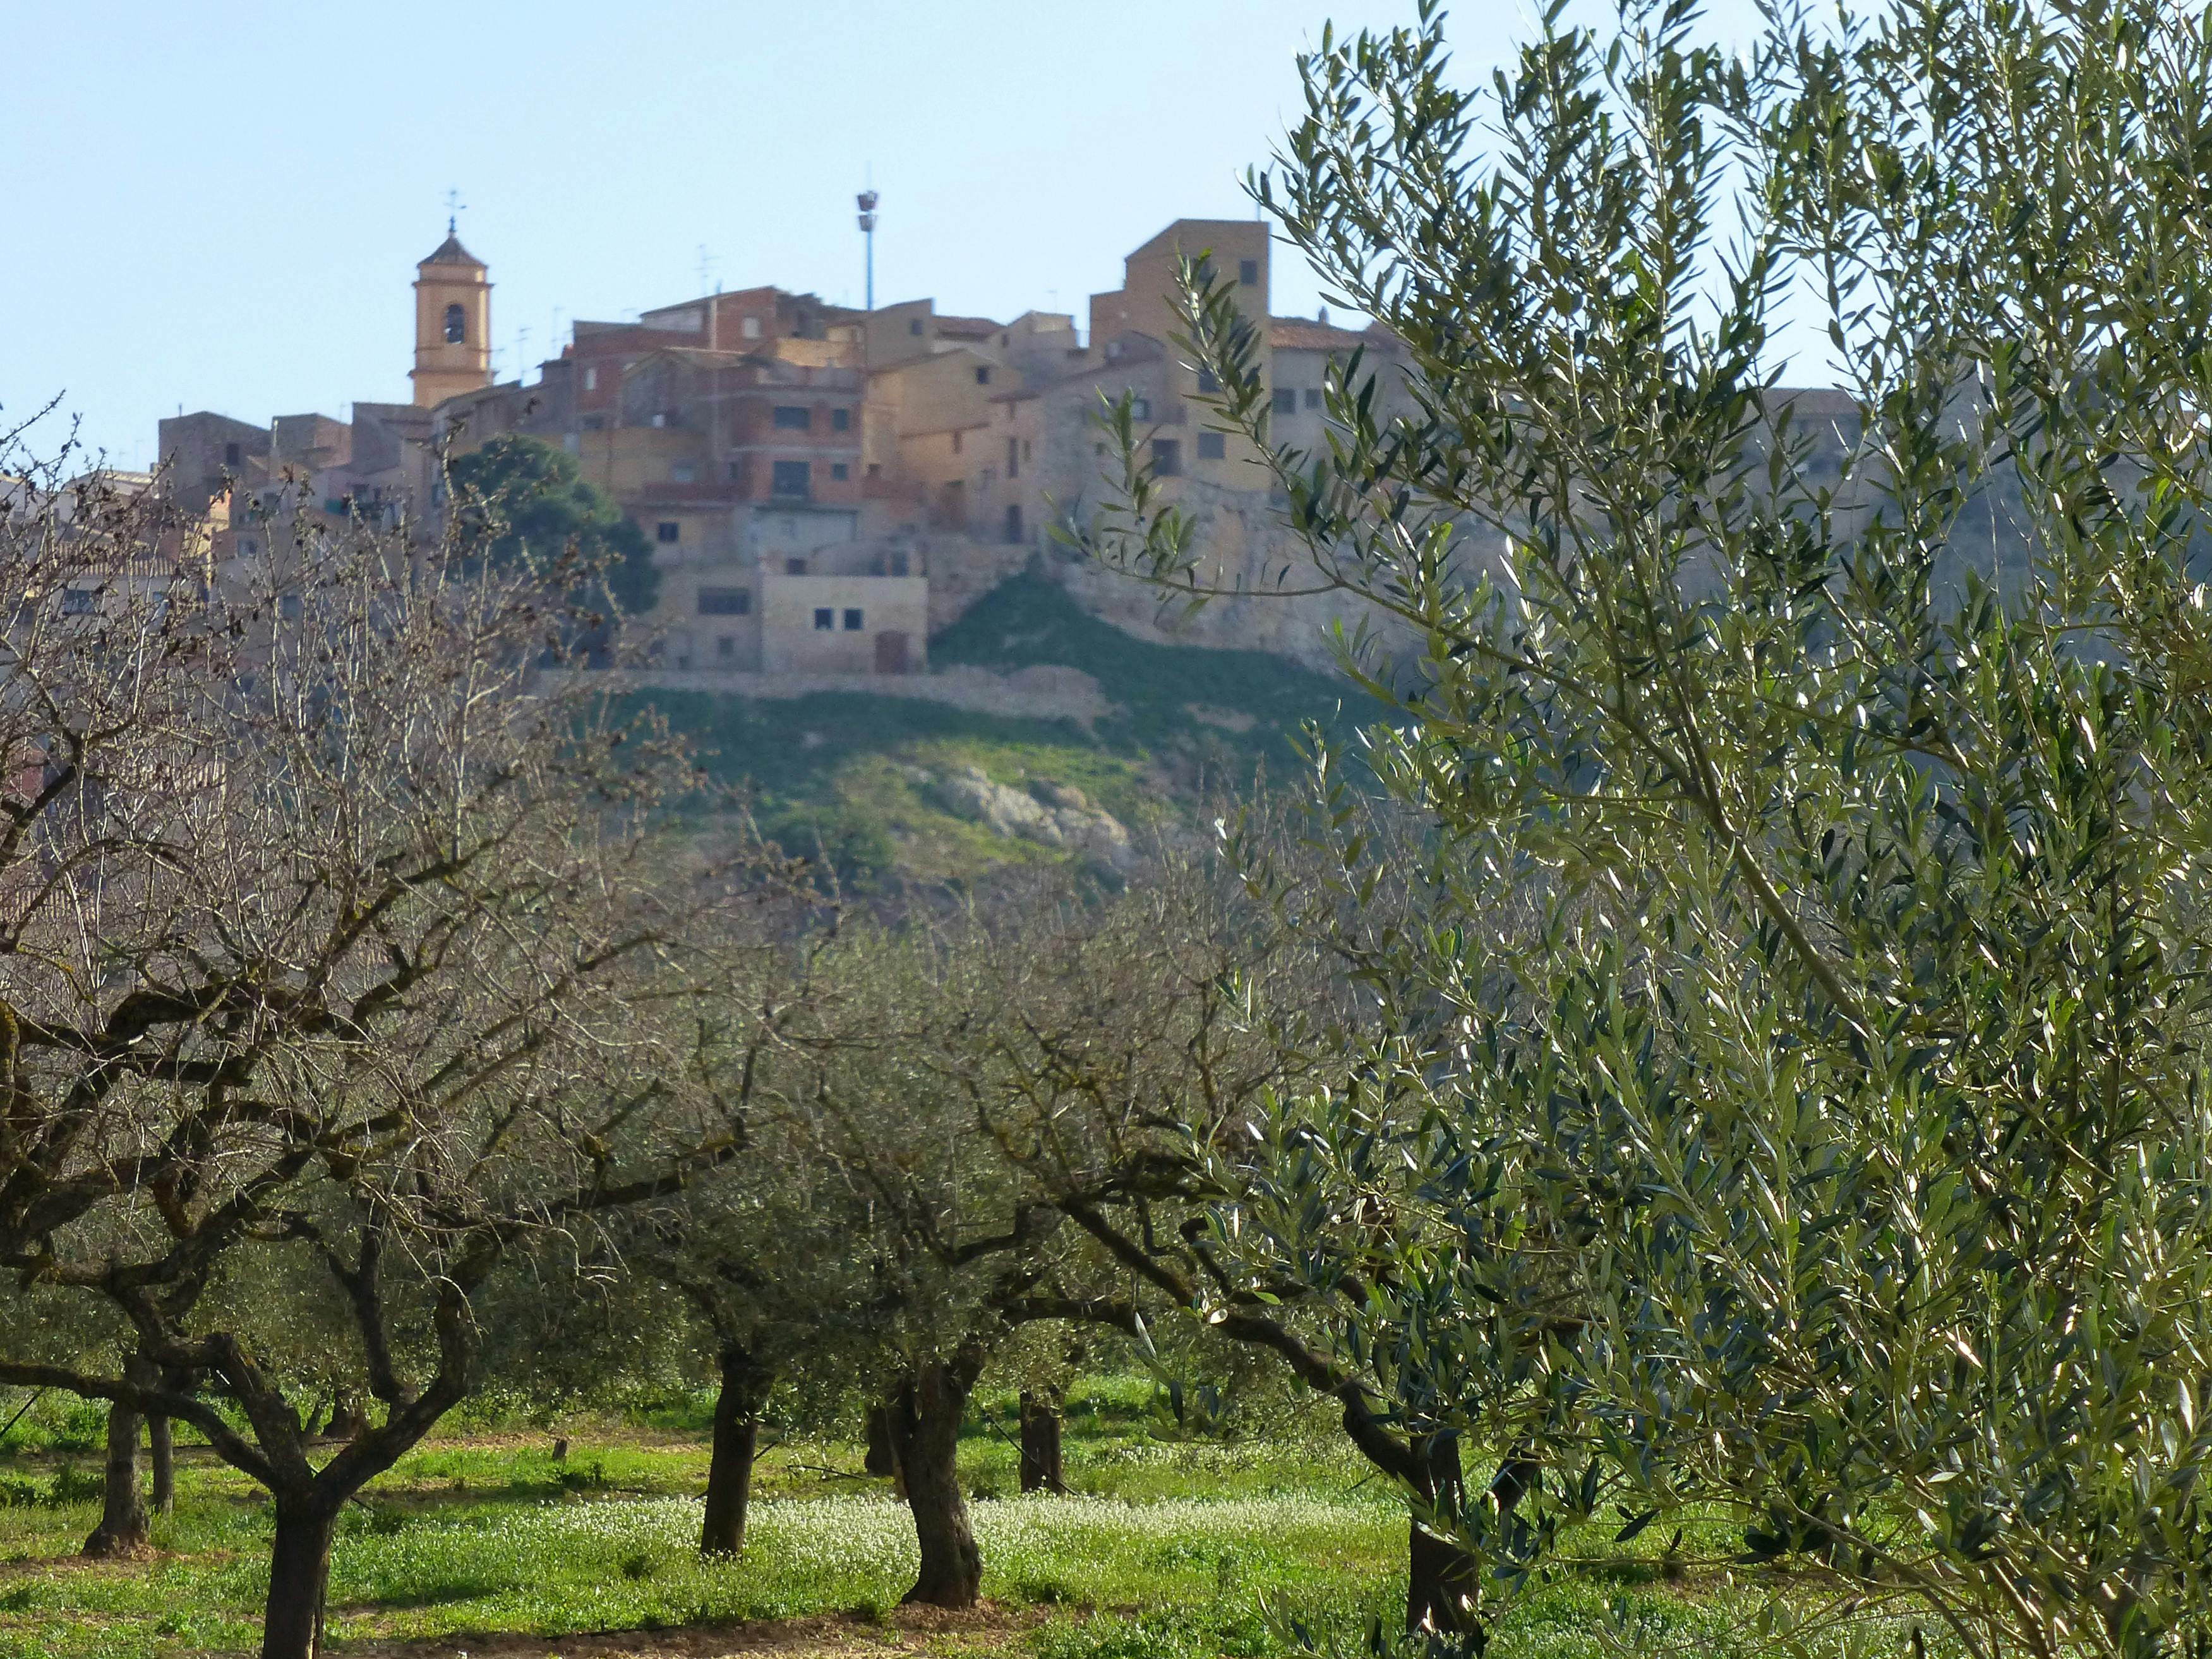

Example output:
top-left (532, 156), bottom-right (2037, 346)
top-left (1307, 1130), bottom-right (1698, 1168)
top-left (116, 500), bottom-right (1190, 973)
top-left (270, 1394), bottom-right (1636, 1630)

top-left (223, 441), bottom-right (241, 467)
top-left (1198, 431), bottom-right (1227, 460)
top-left (1022, 439), bottom-right (1031, 461)
top-left (1197, 369), bottom-right (1220, 394)
top-left (62, 587), bottom-right (97, 615)
top-left (1151, 438), bottom-right (1181, 477)
top-left (670, 462), bottom-right (697, 482)
top-left (772, 460), bottom-right (811, 496)
top-left (584, 366), bottom-right (598, 391)
top-left (564, 432), bottom-right (581, 453)
top-left (891, 551), bottom-right (910, 577)
top-left (279, 594), bottom-right (304, 620)
top-left (742, 315), bottom-right (762, 340)
top-left (727, 461), bottom-right (742, 481)
top-left (1004, 504), bottom-right (1024, 544)
top-left (813, 607), bottom-right (834, 630)
top-left (786, 556), bottom-right (807, 575)
top-left (842, 608), bottom-right (864, 631)
top-left (951, 431), bottom-right (963, 455)
top-left (656, 521), bottom-right (681, 544)
top-left (1007, 436), bottom-right (1020, 479)
top-left (772, 405), bottom-right (812, 431)
top-left (908, 318), bottom-right (924, 336)
top-left (1131, 397), bottom-right (1151, 421)
top-left (831, 407), bottom-right (851, 431)
top-left (717, 635), bottom-right (736, 658)
top-left (443, 302), bottom-right (466, 344)
top-left (831, 462), bottom-right (849, 481)
top-left (1304, 388), bottom-right (1323, 409)
top-left (698, 587), bottom-right (751, 614)
top-left (867, 462), bottom-right (881, 479)
top-left (1272, 388), bottom-right (1297, 416)
top-left (974, 366), bottom-right (991, 385)
top-left (1239, 258), bottom-right (1259, 286)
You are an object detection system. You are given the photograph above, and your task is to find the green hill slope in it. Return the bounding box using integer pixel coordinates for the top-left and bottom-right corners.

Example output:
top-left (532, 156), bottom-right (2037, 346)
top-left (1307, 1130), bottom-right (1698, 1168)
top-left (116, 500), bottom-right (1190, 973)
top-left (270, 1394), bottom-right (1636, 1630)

top-left (635, 570), bottom-right (1376, 888)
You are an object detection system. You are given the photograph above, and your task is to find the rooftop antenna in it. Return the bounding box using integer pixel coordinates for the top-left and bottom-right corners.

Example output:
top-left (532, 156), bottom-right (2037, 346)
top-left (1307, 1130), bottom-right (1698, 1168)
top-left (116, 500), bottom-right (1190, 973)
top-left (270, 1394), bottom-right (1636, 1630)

top-left (697, 244), bottom-right (719, 296)
top-left (855, 188), bottom-right (880, 312)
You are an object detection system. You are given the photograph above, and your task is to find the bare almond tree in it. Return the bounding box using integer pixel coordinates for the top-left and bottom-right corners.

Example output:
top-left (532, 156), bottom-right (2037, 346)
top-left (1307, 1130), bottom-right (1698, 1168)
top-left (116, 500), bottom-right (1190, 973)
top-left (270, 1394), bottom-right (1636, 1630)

top-left (0, 450), bottom-right (761, 1659)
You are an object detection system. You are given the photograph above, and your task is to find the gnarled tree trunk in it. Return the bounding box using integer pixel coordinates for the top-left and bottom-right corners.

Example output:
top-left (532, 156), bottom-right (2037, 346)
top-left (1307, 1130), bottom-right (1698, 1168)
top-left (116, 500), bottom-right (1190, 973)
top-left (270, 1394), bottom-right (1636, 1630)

top-left (82, 1392), bottom-right (149, 1557)
top-left (699, 1347), bottom-right (773, 1556)
top-left (1018, 1389), bottom-right (1064, 1494)
top-left (261, 1492), bottom-right (340, 1659)
top-left (865, 1402), bottom-right (899, 1483)
top-left (148, 1414), bottom-right (174, 1515)
top-left (889, 1351), bottom-right (985, 1607)
top-left (1405, 1432), bottom-right (1479, 1636)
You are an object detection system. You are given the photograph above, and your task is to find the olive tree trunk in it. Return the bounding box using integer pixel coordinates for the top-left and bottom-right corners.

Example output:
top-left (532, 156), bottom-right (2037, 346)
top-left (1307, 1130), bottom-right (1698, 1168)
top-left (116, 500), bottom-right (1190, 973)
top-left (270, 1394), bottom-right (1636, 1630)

top-left (81, 1394), bottom-right (149, 1557)
top-left (1018, 1389), bottom-right (1064, 1494)
top-left (1404, 1432), bottom-right (1479, 1637)
top-left (148, 1414), bottom-right (174, 1515)
top-left (261, 1494), bottom-right (340, 1659)
top-left (888, 1352), bottom-right (985, 1607)
top-left (699, 1348), bottom-right (773, 1557)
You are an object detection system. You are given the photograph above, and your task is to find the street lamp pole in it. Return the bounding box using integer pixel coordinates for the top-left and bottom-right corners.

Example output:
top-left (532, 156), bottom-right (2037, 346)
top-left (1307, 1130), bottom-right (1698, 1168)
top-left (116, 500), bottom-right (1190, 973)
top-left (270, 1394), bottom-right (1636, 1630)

top-left (856, 190), bottom-right (879, 312)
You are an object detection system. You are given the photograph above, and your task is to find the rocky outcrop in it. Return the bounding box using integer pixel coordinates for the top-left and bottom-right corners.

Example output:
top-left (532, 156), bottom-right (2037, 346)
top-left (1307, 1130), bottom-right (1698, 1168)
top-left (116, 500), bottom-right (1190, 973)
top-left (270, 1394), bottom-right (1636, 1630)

top-left (930, 765), bottom-right (1134, 870)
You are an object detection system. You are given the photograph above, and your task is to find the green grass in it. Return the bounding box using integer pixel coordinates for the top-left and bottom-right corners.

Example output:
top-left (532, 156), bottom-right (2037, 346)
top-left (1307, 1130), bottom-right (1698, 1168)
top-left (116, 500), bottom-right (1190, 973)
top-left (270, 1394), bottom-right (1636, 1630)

top-left (0, 1372), bottom-right (1921, 1659)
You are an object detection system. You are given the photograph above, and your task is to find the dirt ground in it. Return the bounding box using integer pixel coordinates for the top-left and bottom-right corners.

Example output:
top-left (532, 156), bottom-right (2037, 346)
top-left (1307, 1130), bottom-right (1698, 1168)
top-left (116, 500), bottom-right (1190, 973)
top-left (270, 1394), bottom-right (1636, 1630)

top-left (330, 1602), bottom-right (1045, 1659)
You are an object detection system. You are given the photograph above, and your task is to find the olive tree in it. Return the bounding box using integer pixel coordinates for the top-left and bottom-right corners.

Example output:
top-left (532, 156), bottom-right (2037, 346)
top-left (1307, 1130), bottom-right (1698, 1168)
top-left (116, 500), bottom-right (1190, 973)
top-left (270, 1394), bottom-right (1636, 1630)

top-left (0, 462), bottom-right (750, 1658)
top-left (1092, 3), bottom-right (2212, 1655)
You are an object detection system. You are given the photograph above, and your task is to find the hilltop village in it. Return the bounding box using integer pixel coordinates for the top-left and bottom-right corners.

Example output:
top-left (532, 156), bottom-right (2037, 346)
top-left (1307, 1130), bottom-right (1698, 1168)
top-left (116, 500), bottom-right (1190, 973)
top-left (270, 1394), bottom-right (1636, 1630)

top-left (148, 217), bottom-right (1403, 678)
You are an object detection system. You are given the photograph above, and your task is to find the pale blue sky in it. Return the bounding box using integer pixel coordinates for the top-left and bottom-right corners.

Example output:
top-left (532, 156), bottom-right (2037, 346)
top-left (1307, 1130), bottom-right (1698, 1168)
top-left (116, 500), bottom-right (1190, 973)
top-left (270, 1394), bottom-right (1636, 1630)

top-left (4, 1), bottom-right (1774, 470)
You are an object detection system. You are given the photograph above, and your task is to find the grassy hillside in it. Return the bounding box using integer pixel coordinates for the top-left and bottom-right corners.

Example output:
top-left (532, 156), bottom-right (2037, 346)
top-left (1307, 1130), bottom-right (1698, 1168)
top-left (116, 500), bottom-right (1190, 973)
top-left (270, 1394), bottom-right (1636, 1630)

top-left (635, 570), bottom-right (1377, 888)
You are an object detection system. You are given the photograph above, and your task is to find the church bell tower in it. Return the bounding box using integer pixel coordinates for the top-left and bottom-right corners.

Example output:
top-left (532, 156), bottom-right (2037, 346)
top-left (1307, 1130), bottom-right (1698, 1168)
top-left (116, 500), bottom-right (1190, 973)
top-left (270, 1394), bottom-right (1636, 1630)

top-left (411, 221), bottom-right (492, 407)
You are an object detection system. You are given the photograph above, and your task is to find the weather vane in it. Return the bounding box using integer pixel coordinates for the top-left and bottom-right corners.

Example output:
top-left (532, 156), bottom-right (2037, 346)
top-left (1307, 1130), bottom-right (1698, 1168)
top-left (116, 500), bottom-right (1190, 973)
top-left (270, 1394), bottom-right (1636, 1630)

top-left (443, 187), bottom-right (465, 235)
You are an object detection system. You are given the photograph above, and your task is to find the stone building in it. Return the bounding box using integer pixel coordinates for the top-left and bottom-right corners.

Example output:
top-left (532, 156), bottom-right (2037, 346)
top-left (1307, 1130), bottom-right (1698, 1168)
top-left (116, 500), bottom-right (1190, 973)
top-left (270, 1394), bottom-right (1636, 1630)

top-left (147, 214), bottom-right (1457, 679)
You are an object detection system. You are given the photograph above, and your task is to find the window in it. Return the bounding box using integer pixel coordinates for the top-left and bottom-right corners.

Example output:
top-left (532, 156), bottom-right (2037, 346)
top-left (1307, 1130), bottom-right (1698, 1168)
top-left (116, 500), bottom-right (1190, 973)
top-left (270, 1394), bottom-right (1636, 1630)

top-left (1004, 504), bottom-right (1024, 544)
top-left (1272, 388), bottom-right (1297, 416)
top-left (1304, 388), bottom-right (1323, 409)
top-left (717, 635), bottom-right (736, 658)
top-left (1131, 396), bottom-right (1151, 421)
top-left (831, 407), bottom-right (851, 431)
top-left (951, 431), bottom-right (963, 455)
top-left (974, 366), bottom-right (991, 385)
top-left (908, 318), bottom-right (924, 336)
top-left (1023, 439), bottom-right (1032, 461)
top-left (223, 441), bottom-right (241, 467)
top-left (891, 551), bottom-right (910, 577)
top-left (1239, 258), bottom-right (1259, 286)
top-left (771, 460), bottom-right (810, 496)
top-left (742, 315), bottom-right (762, 340)
top-left (1197, 369), bottom-right (1220, 394)
top-left (842, 608), bottom-right (864, 632)
top-left (563, 432), bottom-right (580, 453)
top-left (1151, 438), bottom-right (1181, 477)
top-left (62, 587), bottom-right (97, 615)
top-left (831, 462), bottom-right (849, 481)
top-left (670, 461), bottom-right (697, 482)
top-left (443, 302), bottom-right (466, 344)
top-left (772, 405), bottom-right (812, 431)
top-left (584, 366), bottom-right (598, 391)
top-left (279, 594), bottom-right (304, 620)
top-left (1197, 431), bottom-right (1227, 460)
top-left (813, 608), bottom-right (834, 630)
top-left (786, 557), bottom-right (807, 575)
top-left (727, 461), bottom-right (742, 481)
top-left (656, 521), bottom-right (681, 544)
top-left (867, 463), bottom-right (881, 479)
top-left (1007, 436), bottom-right (1019, 479)
top-left (698, 587), bottom-right (751, 614)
